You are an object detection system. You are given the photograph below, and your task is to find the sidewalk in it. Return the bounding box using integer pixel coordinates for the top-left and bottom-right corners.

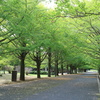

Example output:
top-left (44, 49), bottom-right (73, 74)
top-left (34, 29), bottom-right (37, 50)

top-left (23, 72), bottom-right (99, 100)
top-left (0, 72), bottom-right (99, 100)
top-left (0, 74), bottom-right (37, 85)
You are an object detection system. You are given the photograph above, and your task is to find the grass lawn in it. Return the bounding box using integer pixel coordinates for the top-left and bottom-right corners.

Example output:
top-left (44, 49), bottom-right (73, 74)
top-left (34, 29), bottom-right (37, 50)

top-left (0, 71), bottom-right (55, 84)
top-left (27, 74), bottom-right (54, 78)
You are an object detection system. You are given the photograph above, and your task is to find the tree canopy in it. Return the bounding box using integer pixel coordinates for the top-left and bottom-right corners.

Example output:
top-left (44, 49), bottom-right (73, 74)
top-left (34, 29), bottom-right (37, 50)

top-left (0, 0), bottom-right (99, 80)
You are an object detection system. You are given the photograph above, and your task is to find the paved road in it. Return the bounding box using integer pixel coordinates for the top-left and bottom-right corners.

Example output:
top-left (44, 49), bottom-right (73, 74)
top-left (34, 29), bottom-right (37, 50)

top-left (0, 72), bottom-right (99, 100)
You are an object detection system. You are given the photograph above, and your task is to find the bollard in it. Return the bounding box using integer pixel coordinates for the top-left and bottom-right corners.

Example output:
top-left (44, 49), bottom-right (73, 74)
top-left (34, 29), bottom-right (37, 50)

top-left (12, 71), bottom-right (17, 82)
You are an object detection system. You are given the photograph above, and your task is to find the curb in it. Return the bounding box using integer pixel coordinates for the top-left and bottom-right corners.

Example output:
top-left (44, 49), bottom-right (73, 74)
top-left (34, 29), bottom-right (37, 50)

top-left (97, 75), bottom-right (100, 93)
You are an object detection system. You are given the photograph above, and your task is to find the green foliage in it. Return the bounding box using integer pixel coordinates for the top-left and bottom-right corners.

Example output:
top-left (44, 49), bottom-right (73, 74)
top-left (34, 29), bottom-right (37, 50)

top-left (56, 0), bottom-right (100, 22)
top-left (0, 0), bottom-right (100, 78)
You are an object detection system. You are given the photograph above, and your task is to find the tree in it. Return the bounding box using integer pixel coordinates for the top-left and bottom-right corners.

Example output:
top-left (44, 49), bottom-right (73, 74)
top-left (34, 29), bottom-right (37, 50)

top-left (1, 0), bottom-right (40, 80)
top-left (0, 0), bottom-right (99, 82)
top-left (56, 0), bottom-right (100, 18)
top-left (56, 0), bottom-right (100, 72)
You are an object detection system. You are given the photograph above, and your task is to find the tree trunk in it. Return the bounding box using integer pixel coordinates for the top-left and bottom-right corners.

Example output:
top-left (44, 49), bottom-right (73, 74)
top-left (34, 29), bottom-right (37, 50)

top-left (98, 68), bottom-right (100, 75)
top-left (55, 59), bottom-right (59, 77)
top-left (69, 68), bottom-right (72, 74)
top-left (84, 69), bottom-right (87, 72)
top-left (75, 68), bottom-right (77, 74)
top-left (69, 65), bottom-right (73, 74)
top-left (3, 67), bottom-right (5, 74)
top-left (20, 58), bottom-right (25, 81)
top-left (20, 52), bottom-right (26, 81)
top-left (48, 48), bottom-right (51, 77)
top-left (61, 60), bottom-right (63, 75)
top-left (36, 61), bottom-right (41, 78)
top-left (66, 65), bottom-right (69, 74)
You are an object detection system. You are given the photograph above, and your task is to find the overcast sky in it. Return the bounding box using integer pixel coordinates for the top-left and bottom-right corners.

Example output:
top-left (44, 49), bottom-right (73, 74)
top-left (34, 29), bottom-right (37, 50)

top-left (41, 0), bottom-right (56, 9)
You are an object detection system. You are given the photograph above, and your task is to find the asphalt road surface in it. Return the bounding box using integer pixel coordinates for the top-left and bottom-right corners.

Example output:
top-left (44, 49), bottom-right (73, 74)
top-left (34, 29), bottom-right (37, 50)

top-left (0, 72), bottom-right (99, 100)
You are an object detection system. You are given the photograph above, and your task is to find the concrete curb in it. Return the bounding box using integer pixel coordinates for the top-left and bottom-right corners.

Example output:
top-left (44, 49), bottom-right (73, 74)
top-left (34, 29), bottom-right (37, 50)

top-left (97, 75), bottom-right (100, 93)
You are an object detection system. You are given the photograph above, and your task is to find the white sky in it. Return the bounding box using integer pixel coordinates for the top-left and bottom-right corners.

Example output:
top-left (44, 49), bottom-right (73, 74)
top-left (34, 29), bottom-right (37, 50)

top-left (41, 0), bottom-right (56, 9)
top-left (41, 0), bottom-right (91, 9)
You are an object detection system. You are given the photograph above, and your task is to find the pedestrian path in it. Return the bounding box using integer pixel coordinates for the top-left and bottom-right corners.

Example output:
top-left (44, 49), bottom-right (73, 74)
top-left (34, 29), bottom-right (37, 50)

top-left (0, 72), bottom-right (99, 100)
top-left (23, 72), bottom-right (99, 100)
top-left (0, 74), bottom-right (37, 85)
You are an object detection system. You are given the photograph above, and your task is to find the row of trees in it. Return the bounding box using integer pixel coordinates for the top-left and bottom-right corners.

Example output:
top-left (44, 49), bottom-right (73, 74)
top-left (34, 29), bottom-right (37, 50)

top-left (0, 0), bottom-right (99, 81)
top-left (56, 0), bottom-right (100, 72)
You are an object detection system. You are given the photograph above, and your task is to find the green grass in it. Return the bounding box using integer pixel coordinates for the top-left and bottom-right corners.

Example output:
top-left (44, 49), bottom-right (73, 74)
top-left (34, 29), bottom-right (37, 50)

top-left (0, 71), bottom-right (8, 74)
top-left (0, 73), bottom-right (54, 82)
top-left (26, 74), bottom-right (54, 78)
top-left (87, 69), bottom-right (98, 72)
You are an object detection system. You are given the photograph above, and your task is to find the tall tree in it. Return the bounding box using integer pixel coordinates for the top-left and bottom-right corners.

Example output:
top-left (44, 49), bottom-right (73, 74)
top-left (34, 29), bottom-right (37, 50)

top-left (1, 0), bottom-right (40, 80)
